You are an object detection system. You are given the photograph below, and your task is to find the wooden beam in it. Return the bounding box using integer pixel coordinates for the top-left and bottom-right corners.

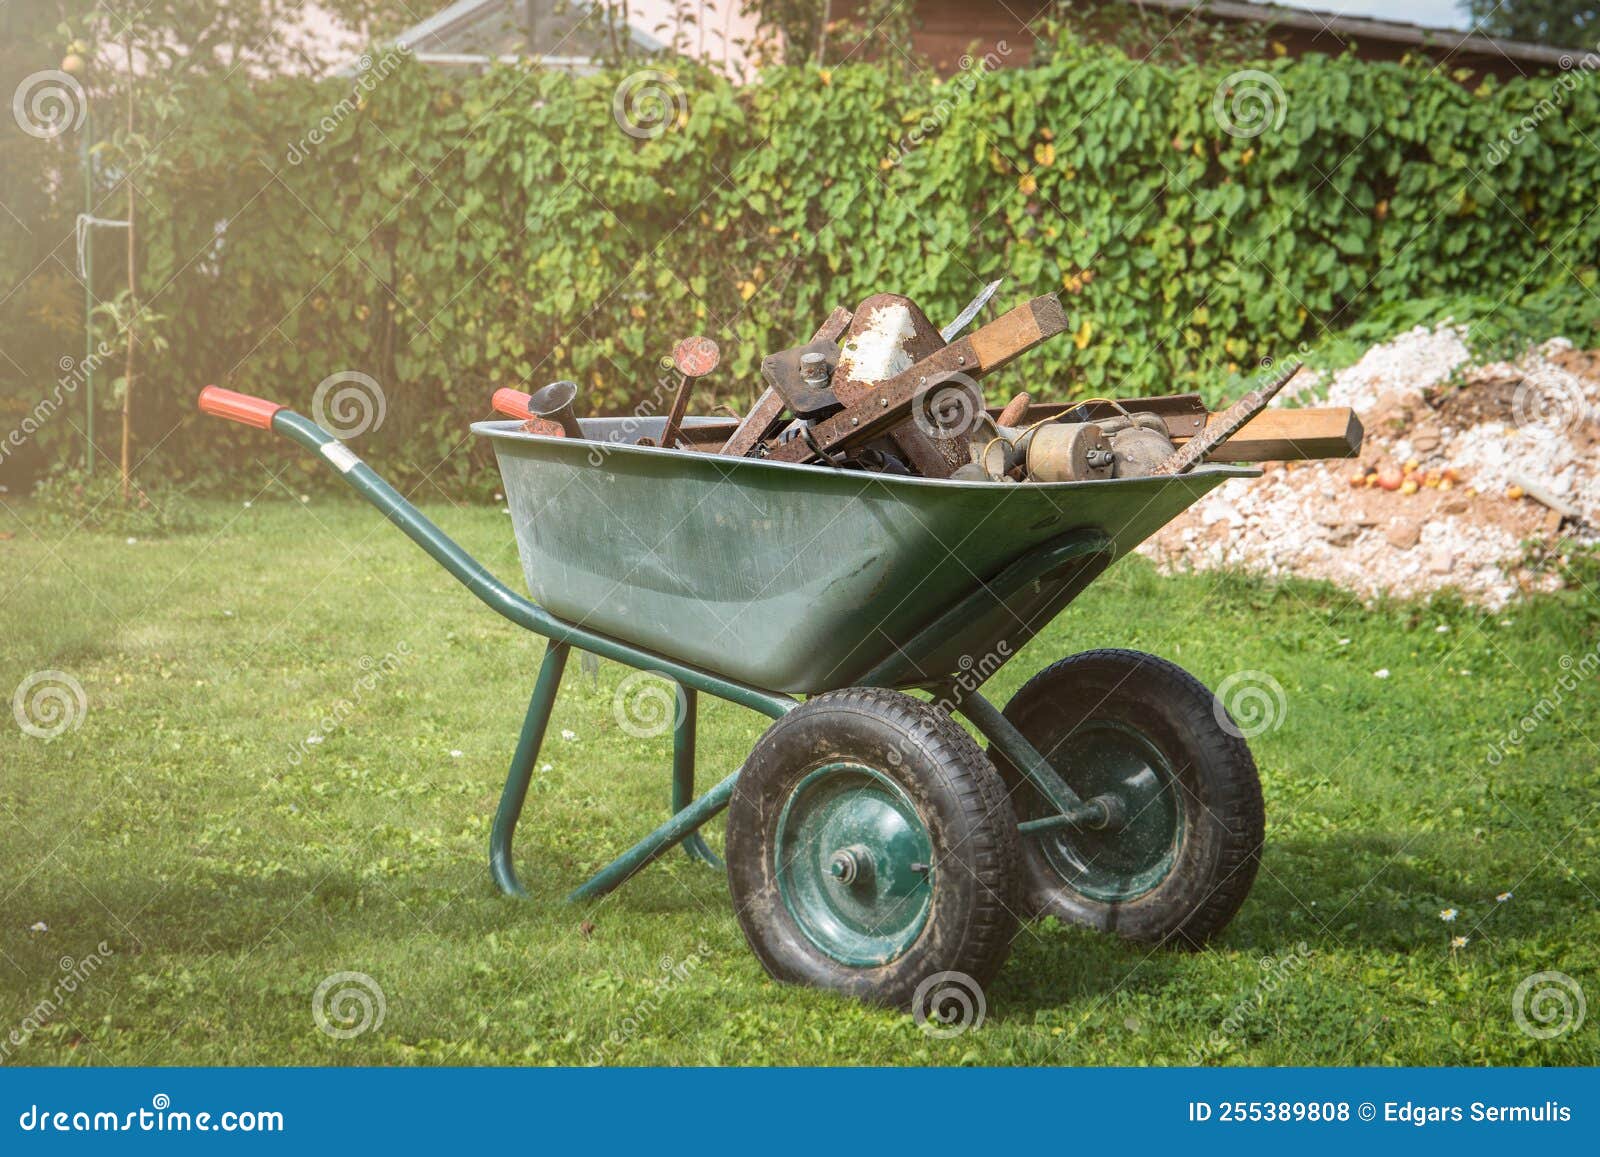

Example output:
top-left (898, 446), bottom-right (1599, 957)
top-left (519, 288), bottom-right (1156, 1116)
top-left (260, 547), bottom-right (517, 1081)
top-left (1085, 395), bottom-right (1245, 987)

top-left (968, 294), bottom-right (1069, 372)
top-left (1176, 406), bottom-right (1363, 462)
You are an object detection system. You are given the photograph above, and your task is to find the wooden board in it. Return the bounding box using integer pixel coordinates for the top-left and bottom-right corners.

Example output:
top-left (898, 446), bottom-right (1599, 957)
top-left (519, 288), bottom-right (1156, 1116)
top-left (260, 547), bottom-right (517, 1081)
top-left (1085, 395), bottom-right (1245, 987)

top-left (1177, 406), bottom-right (1363, 462)
top-left (968, 294), bottom-right (1068, 371)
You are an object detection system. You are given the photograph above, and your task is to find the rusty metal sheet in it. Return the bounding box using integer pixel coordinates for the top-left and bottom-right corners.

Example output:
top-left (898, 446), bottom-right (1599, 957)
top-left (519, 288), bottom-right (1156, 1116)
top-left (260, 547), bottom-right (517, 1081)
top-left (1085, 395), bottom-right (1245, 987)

top-left (520, 417), bottom-right (567, 438)
top-left (760, 338), bottom-right (843, 417)
top-left (717, 389), bottom-right (786, 457)
top-left (832, 294), bottom-right (968, 478)
top-left (811, 305), bottom-right (854, 344)
top-left (832, 294), bottom-right (945, 400)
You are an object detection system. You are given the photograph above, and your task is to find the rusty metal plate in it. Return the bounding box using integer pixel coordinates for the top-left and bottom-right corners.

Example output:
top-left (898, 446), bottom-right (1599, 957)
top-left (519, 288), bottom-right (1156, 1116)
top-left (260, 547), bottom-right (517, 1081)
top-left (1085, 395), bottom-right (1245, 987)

top-left (717, 307), bottom-right (854, 458)
top-left (832, 294), bottom-right (945, 402)
top-left (761, 338), bottom-right (842, 417)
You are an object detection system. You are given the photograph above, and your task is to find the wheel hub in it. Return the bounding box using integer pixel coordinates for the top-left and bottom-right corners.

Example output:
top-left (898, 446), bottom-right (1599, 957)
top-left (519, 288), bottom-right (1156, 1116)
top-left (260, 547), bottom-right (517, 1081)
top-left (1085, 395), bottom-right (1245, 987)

top-left (827, 844), bottom-right (874, 885)
top-left (1033, 721), bottom-right (1182, 902)
top-left (774, 763), bottom-right (933, 966)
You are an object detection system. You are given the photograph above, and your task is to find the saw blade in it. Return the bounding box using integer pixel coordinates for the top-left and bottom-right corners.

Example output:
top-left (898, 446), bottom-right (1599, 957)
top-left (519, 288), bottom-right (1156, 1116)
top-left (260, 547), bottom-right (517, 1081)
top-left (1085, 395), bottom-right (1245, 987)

top-left (940, 279), bottom-right (1004, 342)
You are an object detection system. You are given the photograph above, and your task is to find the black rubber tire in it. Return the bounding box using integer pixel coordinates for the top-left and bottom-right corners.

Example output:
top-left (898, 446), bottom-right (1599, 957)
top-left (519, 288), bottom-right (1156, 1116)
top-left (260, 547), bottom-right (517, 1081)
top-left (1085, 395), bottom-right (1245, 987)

top-left (726, 688), bottom-right (1021, 1008)
top-left (990, 649), bottom-right (1263, 948)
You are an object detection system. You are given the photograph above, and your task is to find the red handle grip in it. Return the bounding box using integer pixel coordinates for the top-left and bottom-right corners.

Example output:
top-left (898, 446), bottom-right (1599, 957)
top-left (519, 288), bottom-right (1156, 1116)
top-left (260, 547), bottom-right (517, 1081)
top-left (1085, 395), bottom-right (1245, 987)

top-left (490, 388), bottom-right (535, 420)
top-left (199, 385), bottom-right (283, 430)
top-left (490, 388), bottom-right (566, 437)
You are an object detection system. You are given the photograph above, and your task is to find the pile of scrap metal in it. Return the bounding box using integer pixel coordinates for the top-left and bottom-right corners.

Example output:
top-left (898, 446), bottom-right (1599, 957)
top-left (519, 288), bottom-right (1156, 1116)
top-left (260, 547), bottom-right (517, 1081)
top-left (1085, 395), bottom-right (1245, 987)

top-left (493, 284), bottom-right (1364, 479)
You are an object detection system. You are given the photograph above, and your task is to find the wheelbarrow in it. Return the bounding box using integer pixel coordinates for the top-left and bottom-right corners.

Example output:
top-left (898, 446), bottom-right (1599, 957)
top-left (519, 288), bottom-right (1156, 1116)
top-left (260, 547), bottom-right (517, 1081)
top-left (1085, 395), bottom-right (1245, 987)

top-left (198, 386), bottom-right (1266, 1010)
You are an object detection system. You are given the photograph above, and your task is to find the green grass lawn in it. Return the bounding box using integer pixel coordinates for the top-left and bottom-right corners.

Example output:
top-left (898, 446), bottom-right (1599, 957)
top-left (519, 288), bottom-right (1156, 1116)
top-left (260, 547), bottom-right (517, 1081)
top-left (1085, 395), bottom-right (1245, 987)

top-left (2, 494), bottom-right (1596, 1066)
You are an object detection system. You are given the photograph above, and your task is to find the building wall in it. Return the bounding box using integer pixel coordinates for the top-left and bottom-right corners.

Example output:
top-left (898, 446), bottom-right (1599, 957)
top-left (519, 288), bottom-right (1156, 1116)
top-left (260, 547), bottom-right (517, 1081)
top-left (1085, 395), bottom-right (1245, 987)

top-left (630, 0), bottom-right (769, 80)
top-left (835, 0), bottom-right (1549, 80)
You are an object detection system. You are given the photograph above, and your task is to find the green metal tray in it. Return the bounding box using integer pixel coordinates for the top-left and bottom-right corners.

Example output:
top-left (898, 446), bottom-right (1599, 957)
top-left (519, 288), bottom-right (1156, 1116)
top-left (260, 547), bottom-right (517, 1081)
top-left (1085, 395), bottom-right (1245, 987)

top-left (477, 418), bottom-right (1255, 694)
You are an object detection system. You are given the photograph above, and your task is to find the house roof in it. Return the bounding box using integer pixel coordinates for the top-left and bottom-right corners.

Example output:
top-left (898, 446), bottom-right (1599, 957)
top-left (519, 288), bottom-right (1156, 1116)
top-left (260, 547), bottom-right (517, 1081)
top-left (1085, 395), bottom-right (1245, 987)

top-left (1126, 0), bottom-right (1572, 69)
top-left (384, 0), bottom-right (662, 71)
top-left (365, 0), bottom-right (1573, 78)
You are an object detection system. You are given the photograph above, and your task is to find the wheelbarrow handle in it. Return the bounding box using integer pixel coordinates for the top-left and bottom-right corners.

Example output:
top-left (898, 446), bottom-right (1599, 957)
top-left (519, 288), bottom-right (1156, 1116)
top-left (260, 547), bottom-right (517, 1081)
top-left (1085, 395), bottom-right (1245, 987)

top-left (198, 385), bottom-right (284, 429)
top-left (192, 386), bottom-right (794, 720)
top-left (490, 388), bottom-right (536, 420)
top-left (196, 387), bottom-right (527, 619)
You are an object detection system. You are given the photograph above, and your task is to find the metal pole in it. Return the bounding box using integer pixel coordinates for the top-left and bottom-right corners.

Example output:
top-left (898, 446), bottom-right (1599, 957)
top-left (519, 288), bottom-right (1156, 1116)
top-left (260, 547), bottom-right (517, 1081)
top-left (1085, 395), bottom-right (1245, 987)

top-left (672, 685), bottom-right (722, 868)
top-left (81, 104), bottom-right (93, 472)
top-left (568, 769), bottom-right (740, 902)
top-left (954, 690), bottom-right (1097, 823)
top-left (489, 641), bottom-right (570, 898)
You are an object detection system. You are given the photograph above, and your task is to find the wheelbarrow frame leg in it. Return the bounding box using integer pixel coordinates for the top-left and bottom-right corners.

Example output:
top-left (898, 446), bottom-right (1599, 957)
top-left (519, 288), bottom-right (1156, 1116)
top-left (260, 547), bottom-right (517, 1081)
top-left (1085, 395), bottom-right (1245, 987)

top-left (490, 640), bottom-right (570, 898)
top-left (673, 685), bottom-right (724, 869)
top-left (567, 769), bottom-right (742, 902)
top-left (490, 652), bottom-right (763, 900)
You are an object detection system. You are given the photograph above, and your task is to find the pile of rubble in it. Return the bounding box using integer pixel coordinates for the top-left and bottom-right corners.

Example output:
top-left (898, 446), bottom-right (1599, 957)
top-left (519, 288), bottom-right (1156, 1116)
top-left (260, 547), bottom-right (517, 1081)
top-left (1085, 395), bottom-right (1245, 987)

top-left (1141, 327), bottom-right (1600, 607)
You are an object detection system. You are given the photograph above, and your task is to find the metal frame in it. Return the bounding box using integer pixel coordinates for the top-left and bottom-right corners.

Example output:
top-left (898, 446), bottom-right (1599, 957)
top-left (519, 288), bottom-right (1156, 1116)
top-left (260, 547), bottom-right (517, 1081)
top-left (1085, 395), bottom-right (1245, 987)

top-left (270, 408), bottom-right (1113, 903)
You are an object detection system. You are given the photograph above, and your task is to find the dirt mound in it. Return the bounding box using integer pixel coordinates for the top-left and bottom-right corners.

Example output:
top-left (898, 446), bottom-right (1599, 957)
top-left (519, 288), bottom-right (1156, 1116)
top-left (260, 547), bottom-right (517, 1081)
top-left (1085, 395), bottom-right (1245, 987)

top-left (1140, 327), bottom-right (1600, 607)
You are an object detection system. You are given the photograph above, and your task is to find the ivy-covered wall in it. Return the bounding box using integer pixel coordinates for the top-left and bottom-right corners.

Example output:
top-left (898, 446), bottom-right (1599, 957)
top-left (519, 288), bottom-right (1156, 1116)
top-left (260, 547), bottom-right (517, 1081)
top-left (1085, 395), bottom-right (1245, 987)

top-left (15, 36), bottom-right (1600, 491)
